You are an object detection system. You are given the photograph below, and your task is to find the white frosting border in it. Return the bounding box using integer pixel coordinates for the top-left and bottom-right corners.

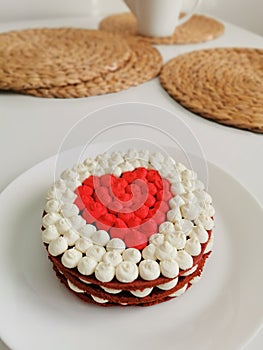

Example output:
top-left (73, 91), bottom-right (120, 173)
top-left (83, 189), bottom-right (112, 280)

top-left (42, 149), bottom-right (214, 283)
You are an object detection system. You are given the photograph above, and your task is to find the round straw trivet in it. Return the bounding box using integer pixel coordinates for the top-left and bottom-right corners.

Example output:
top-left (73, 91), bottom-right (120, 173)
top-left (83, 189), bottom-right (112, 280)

top-left (22, 38), bottom-right (162, 98)
top-left (99, 12), bottom-right (224, 45)
top-left (0, 28), bottom-right (132, 90)
top-left (160, 48), bottom-right (263, 133)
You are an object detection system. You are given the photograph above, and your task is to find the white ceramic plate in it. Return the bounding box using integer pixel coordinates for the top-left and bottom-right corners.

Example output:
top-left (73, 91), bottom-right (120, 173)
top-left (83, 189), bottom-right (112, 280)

top-left (0, 145), bottom-right (262, 350)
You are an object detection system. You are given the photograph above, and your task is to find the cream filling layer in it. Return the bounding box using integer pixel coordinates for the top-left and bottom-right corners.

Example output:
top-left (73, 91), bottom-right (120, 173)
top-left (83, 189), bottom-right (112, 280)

top-left (66, 270), bottom-right (202, 299)
top-left (66, 272), bottom-right (201, 304)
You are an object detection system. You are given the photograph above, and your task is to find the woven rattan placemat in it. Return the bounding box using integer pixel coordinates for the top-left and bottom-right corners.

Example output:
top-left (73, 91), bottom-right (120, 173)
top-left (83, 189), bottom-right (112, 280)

top-left (99, 12), bottom-right (224, 45)
top-left (160, 48), bottom-right (263, 133)
top-left (0, 28), bottom-right (132, 90)
top-left (22, 38), bottom-right (162, 98)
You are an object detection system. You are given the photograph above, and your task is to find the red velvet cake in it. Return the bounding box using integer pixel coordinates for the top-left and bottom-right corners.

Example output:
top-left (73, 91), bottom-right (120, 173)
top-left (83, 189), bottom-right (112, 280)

top-left (41, 149), bottom-right (214, 306)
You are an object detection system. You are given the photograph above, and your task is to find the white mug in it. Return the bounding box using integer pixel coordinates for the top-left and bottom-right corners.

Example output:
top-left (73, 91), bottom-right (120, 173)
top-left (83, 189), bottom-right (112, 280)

top-left (124, 0), bottom-right (201, 37)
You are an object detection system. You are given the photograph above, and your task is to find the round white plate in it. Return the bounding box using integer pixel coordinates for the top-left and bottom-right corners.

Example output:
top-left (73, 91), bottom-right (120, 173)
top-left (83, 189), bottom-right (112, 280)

top-left (0, 145), bottom-right (262, 350)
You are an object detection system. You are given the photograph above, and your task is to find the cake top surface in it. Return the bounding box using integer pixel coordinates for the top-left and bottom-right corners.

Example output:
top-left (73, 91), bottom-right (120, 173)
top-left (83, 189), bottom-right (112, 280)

top-left (42, 149), bottom-right (214, 283)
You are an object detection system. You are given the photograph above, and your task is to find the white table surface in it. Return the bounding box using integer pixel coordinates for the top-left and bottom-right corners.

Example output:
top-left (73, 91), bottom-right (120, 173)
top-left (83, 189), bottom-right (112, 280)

top-left (0, 14), bottom-right (262, 350)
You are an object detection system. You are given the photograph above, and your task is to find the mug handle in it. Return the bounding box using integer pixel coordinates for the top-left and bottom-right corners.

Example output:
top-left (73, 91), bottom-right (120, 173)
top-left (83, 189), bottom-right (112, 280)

top-left (177, 0), bottom-right (202, 26)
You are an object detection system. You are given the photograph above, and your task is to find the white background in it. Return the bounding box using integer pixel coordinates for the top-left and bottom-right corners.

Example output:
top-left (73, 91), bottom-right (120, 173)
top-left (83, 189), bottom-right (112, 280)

top-left (0, 0), bottom-right (262, 35)
top-left (0, 0), bottom-right (262, 349)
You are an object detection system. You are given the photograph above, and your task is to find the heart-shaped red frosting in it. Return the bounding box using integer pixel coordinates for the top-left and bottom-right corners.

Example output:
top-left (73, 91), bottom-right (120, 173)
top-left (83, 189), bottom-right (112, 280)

top-left (74, 167), bottom-right (172, 250)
